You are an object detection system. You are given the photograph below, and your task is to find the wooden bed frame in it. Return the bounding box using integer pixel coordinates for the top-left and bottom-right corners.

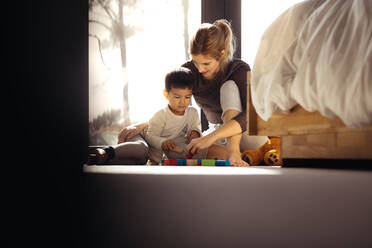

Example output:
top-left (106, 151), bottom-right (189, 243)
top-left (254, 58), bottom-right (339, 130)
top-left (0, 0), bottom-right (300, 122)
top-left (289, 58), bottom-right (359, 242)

top-left (246, 72), bottom-right (372, 161)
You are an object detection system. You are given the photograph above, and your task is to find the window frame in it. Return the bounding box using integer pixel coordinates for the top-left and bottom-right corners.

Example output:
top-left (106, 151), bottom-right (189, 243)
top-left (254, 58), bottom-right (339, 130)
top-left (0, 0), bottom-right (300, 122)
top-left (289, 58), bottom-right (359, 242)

top-left (202, 0), bottom-right (241, 59)
top-left (200, 0), bottom-right (241, 131)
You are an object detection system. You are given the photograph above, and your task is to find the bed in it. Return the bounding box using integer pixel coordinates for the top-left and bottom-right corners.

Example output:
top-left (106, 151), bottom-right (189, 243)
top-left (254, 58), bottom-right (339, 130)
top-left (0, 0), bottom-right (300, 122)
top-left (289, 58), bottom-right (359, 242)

top-left (246, 0), bottom-right (372, 162)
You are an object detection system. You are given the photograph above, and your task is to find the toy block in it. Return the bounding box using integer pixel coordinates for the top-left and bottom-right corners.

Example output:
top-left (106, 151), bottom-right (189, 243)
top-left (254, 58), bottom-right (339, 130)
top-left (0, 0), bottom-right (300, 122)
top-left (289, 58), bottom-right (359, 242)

top-left (177, 159), bottom-right (187, 165)
top-left (215, 160), bottom-right (230, 166)
top-left (201, 159), bottom-right (215, 166)
top-left (163, 159), bottom-right (177, 166)
top-left (161, 159), bottom-right (230, 166)
top-left (186, 159), bottom-right (199, 166)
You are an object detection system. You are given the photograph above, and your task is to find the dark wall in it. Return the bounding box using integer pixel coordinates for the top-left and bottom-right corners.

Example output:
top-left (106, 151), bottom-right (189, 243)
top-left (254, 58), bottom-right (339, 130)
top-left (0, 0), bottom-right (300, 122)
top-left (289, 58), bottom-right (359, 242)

top-left (202, 0), bottom-right (241, 58)
top-left (15, 1), bottom-right (88, 247)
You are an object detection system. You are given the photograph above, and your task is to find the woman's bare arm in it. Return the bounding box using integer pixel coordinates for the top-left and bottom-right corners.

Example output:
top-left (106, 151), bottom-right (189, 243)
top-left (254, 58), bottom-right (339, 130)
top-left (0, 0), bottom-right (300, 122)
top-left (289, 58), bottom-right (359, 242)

top-left (186, 119), bottom-right (240, 154)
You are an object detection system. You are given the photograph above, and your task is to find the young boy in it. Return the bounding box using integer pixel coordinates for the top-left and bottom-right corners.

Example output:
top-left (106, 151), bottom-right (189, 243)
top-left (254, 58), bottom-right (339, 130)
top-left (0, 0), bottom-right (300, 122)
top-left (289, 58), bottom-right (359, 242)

top-left (94, 67), bottom-right (227, 164)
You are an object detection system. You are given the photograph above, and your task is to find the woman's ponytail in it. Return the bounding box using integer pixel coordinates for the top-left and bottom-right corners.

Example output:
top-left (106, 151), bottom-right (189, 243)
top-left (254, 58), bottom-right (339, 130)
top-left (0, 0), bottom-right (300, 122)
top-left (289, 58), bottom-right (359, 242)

top-left (190, 19), bottom-right (236, 71)
top-left (213, 19), bottom-right (236, 68)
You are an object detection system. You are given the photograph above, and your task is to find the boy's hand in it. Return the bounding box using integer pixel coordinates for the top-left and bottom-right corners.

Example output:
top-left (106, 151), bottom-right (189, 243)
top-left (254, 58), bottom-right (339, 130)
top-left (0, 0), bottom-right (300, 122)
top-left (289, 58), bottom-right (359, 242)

top-left (162, 140), bottom-right (185, 154)
top-left (185, 130), bottom-right (200, 144)
top-left (162, 139), bottom-right (176, 151)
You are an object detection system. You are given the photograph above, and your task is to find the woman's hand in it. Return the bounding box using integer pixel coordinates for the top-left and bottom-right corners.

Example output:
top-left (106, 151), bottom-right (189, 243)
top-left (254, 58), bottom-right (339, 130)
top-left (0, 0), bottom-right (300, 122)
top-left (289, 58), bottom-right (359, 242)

top-left (186, 135), bottom-right (216, 155)
top-left (229, 152), bottom-right (249, 167)
top-left (117, 122), bottom-right (148, 144)
top-left (162, 139), bottom-right (184, 154)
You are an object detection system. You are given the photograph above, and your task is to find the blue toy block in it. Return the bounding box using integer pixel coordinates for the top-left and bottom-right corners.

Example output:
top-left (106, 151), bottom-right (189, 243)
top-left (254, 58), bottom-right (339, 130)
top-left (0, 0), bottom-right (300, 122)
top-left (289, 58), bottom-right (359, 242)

top-left (215, 160), bottom-right (230, 166)
top-left (177, 159), bottom-right (187, 165)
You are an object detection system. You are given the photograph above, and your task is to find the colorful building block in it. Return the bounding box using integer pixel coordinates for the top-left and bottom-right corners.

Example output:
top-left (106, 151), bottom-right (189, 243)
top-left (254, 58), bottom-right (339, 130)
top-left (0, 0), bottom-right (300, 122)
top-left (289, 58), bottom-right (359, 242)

top-left (162, 159), bottom-right (177, 166)
top-left (161, 159), bottom-right (230, 166)
top-left (177, 159), bottom-right (187, 166)
top-left (186, 159), bottom-right (199, 166)
top-left (215, 160), bottom-right (230, 166)
top-left (201, 159), bottom-right (216, 166)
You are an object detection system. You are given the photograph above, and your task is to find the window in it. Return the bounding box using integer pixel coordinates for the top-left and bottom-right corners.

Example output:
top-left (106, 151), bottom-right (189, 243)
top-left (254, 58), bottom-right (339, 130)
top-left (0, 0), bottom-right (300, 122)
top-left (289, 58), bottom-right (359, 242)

top-left (241, 0), bottom-right (304, 67)
top-left (89, 0), bottom-right (201, 145)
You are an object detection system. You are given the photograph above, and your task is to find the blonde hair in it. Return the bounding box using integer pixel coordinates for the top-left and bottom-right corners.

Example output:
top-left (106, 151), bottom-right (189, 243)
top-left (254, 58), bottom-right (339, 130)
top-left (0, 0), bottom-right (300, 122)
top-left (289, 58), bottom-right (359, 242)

top-left (190, 19), bottom-right (236, 71)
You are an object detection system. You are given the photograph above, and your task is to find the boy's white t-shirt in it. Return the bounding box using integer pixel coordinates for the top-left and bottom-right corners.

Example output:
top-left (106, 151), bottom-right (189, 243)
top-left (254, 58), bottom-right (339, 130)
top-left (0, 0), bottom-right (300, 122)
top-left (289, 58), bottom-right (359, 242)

top-left (144, 106), bottom-right (202, 163)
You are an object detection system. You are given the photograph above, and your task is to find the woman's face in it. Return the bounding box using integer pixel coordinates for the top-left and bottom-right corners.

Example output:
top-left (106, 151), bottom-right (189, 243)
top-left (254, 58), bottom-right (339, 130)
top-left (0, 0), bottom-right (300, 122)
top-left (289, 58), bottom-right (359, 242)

top-left (191, 54), bottom-right (221, 80)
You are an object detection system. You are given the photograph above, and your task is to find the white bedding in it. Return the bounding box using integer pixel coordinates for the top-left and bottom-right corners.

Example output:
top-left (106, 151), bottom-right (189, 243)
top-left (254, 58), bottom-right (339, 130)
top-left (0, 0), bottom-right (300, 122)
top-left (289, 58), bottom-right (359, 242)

top-left (251, 0), bottom-right (372, 128)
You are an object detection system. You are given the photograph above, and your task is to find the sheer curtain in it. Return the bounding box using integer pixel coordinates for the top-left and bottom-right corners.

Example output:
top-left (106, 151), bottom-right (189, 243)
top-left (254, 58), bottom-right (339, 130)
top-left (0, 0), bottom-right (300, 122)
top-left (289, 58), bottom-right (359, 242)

top-left (241, 0), bottom-right (304, 67)
top-left (89, 0), bottom-right (201, 145)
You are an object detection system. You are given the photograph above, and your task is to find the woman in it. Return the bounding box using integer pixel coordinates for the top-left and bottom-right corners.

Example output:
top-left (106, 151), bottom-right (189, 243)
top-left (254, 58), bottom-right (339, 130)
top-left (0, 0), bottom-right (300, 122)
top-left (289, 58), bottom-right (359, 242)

top-left (118, 19), bottom-right (267, 166)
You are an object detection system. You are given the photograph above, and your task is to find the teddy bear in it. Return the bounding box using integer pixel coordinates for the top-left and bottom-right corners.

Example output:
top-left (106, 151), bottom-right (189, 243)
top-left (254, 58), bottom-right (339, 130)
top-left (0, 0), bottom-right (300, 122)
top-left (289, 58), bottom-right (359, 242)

top-left (241, 136), bottom-right (281, 166)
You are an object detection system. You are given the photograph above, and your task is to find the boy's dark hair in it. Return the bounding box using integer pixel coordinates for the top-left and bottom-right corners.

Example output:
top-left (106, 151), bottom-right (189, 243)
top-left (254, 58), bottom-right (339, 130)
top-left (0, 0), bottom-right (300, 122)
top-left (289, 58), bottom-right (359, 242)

top-left (165, 67), bottom-right (194, 92)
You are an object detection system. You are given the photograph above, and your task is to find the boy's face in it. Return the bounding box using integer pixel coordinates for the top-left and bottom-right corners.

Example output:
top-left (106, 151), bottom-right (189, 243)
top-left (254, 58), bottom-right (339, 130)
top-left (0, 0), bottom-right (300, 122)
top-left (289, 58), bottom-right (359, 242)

top-left (164, 87), bottom-right (193, 115)
top-left (192, 53), bottom-right (221, 80)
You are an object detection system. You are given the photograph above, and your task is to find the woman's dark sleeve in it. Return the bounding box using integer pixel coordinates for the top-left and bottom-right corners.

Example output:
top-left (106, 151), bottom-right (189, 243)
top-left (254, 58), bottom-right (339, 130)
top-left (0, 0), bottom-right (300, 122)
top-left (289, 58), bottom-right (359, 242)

top-left (182, 61), bottom-right (210, 132)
